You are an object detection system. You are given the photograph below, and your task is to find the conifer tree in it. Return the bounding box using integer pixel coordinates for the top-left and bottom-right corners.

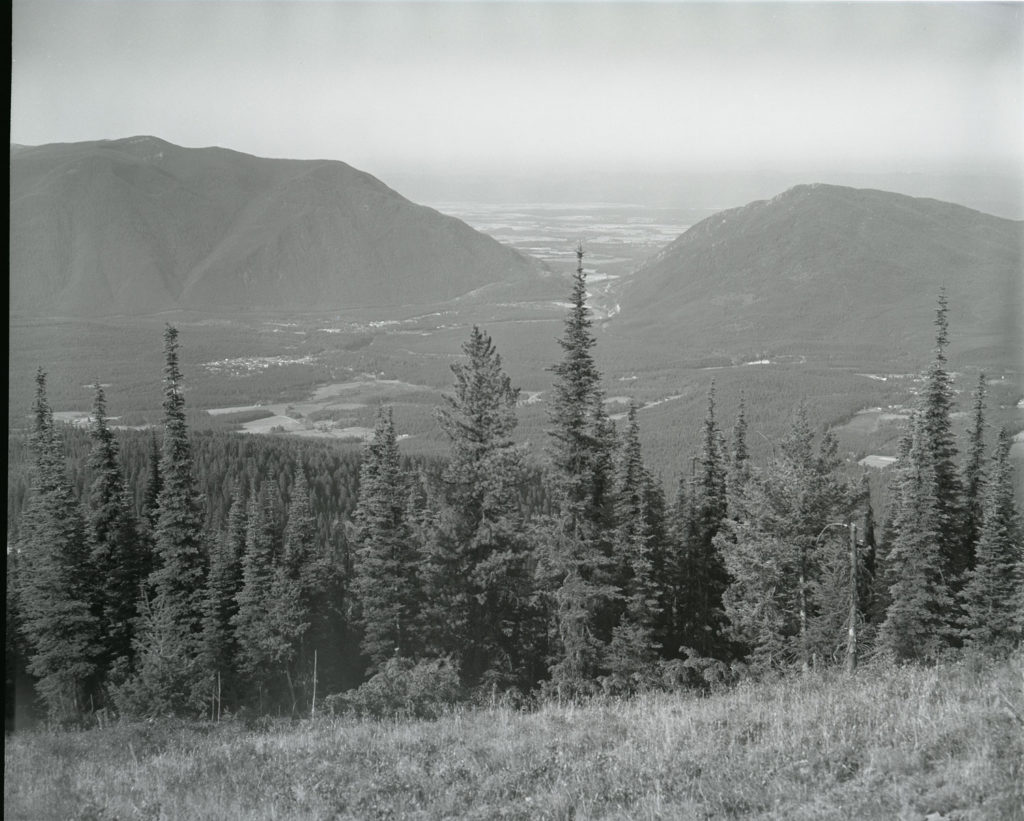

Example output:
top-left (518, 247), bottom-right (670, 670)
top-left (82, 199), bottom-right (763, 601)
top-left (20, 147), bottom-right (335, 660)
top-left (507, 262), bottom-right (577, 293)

top-left (718, 405), bottom-right (856, 671)
top-left (142, 430), bottom-right (163, 534)
top-left (86, 383), bottom-right (146, 684)
top-left (959, 429), bottom-right (1023, 653)
top-left (352, 406), bottom-right (422, 673)
top-left (605, 402), bottom-right (663, 691)
top-left (539, 245), bottom-right (618, 695)
top-left (124, 326), bottom-right (207, 716)
top-left (727, 392), bottom-right (750, 516)
top-left (200, 490), bottom-right (246, 708)
top-left (960, 373), bottom-right (988, 568)
top-left (274, 466), bottom-right (325, 712)
top-left (232, 485), bottom-right (281, 699)
top-left (426, 326), bottom-right (536, 688)
top-left (673, 385), bottom-right (730, 661)
top-left (918, 291), bottom-right (966, 584)
top-left (877, 417), bottom-right (954, 662)
top-left (15, 369), bottom-right (99, 718)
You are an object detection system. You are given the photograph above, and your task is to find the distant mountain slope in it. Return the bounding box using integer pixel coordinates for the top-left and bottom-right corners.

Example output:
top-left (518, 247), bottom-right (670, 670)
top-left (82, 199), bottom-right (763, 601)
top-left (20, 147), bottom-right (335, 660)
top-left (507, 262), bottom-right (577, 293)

top-left (616, 184), bottom-right (1023, 366)
top-left (10, 137), bottom-right (550, 316)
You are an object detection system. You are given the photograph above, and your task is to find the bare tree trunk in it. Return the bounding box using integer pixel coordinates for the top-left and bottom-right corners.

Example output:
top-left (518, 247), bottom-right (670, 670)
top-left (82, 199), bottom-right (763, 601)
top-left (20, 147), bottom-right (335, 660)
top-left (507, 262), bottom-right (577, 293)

top-left (846, 524), bottom-right (858, 675)
top-left (311, 650), bottom-right (318, 720)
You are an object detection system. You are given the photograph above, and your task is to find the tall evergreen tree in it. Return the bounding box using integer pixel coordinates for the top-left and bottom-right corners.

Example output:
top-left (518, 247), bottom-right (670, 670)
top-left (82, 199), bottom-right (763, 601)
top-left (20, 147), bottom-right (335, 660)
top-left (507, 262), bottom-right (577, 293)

top-left (727, 392), bottom-right (750, 517)
top-left (141, 430), bottom-right (163, 535)
top-left (959, 429), bottom-right (1023, 653)
top-left (274, 466), bottom-right (326, 712)
top-left (718, 405), bottom-right (856, 672)
top-left (15, 369), bottom-right (99, 718)
top-left (123, 326), bottom-right (207, 716)
top-left (605, 402), bottom-right (663, 691)
top-left (233, 484), bottom-right (288, 707)
top-left (539, 245), bottom-right (618, 695)
top-left (877, 416), bottom-right (954, 662)
top-left (200, 490), bottom-right (246, 709)
top-left (425, 326), bottom-right (537, 688)
top-left (86, 383), bottom-right (146, 685)
top-left (960, 373), bottom-right (988, 569)
top-left (918, 291), bottom-right (966, 584)
top-left (672, 385), bottom-right (730, 661)
top-left (351, 405), bottom-right (422, 673)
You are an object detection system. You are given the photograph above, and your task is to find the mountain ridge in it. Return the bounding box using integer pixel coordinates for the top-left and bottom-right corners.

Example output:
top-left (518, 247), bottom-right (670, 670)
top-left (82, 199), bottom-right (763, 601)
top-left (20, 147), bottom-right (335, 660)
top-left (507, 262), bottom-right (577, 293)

top-left (10, 137), bottom-right (553, 317)
top-left (615, 182), bottom-right (1022, 367)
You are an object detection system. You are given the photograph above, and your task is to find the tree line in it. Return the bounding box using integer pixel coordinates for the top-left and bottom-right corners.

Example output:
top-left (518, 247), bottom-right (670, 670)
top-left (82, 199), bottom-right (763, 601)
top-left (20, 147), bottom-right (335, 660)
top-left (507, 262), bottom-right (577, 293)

top-left (7, 255), bottom-right (1022, 723)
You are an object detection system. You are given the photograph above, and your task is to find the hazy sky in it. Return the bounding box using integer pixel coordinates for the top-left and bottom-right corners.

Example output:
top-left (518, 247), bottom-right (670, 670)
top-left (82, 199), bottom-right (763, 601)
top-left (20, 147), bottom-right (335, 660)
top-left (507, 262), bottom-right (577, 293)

top-left (11, 1), bottom-right (1024, 184)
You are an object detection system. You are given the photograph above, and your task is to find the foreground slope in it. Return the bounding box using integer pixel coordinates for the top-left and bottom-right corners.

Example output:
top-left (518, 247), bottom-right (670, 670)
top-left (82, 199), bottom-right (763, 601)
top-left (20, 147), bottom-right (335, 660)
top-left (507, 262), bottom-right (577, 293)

top-left (10, 137), bottom-right (549, 317)
top-left (617, 184), bottom-right (1023, 367)
top-left (5, 656), bottom-right (1022, 819)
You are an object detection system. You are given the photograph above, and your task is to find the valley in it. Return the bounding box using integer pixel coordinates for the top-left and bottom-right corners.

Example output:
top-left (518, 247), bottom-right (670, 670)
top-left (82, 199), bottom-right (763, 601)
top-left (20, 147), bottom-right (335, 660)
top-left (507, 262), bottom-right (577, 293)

top-left (8, 145), bottom-right (1023, 496)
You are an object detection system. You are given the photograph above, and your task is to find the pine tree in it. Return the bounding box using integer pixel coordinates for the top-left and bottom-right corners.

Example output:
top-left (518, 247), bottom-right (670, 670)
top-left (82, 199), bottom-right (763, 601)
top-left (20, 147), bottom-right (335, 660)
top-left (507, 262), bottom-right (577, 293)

top-left (426, 326), bottom-right (536, 688)
top-left (352, 406), bottom-right (422, 673)
top-left (141, 430), bottom-right (163, 535)
top-left (86, 383), bottom-right (146, 685)
top-left (877, 417), bottom-right (954, 662)
top-left (123, 326), bottom-right (207, 716)
top-left (960, 373), bottom-right (988, 570)
top-left (200, 490), bottom-right (246, 710)
top-left (605, 402), bottom-right (663, 691)
top-left (727, 392), bottom-right (750, 517)
top-left (959, 429), bottom-right (1023, 654)
top-left (232, 485), bottom-right (280, 699)
top-left (275, 466), bottom-right (324, 712)
top-left (15, 369), bottom-right (99, 719)
top-left (539, 245), bottom-right (618, 696)
top-left (673, 385), bottom-right (730, 661)
top-left (918, 291), bottom-right (966, 585)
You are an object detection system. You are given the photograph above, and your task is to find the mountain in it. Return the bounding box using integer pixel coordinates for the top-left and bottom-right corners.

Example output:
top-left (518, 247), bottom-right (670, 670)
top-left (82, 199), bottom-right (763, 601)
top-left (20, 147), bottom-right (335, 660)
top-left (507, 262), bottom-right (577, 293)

top-left (615, 184), bottom-right (1023, 366)
top-left (10, 137), bottom-right (552, 317)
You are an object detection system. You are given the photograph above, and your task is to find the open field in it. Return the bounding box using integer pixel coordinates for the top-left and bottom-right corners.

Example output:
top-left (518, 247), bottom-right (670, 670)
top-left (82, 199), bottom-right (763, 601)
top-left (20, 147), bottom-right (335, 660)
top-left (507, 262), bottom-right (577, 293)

top-left (5, 655), bottom-right (1023, 820)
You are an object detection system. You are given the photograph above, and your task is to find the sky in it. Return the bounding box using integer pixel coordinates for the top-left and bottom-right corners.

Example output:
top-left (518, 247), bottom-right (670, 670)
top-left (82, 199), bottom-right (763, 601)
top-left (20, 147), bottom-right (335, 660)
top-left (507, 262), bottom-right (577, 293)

top-left (10, 1), bottom-right (1024, 198)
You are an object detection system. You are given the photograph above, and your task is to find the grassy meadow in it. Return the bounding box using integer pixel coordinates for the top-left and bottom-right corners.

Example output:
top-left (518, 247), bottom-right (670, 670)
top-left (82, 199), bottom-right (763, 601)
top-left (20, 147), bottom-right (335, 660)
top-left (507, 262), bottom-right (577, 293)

top-left (6, 654), bottom-right (1023, 820)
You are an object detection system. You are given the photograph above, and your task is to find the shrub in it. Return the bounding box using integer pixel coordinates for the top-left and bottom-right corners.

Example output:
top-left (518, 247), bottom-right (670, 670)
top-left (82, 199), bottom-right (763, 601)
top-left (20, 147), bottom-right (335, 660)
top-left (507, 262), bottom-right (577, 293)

top-left (325, 656), bottom-right (462, 720)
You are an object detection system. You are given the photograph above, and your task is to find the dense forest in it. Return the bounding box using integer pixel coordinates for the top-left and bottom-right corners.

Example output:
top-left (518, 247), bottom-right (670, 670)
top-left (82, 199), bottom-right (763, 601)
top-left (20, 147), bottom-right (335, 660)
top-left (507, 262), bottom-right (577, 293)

top-left (7, 252), bottom-right (1022, 726)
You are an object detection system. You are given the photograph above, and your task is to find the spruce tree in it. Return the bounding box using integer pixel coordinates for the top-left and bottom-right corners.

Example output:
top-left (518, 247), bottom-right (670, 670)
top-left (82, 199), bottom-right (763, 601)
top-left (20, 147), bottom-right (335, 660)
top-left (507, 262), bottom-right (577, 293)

top-left (142, 430), bottom-right (163, 535)
top-left (960, 373), bottom-right (988, 569)
top-left (232, 485), bottom-right (280, 699)
top-left (959, 429), bottom-right (1023, 653)
top-left (86, 383), bottom-right (146, 684)
top-left (352, 405), bottom-right (421, 673)
top-left (124, 326), bottom-right (207, 716)
top-left (727, 392), bottom-right (750, 517)
top-left (539, 245), bottom-right (618, 696)
top-left (200, 490), bottom-right (246, 710)
top-left (877, 417), bottom-right (954, 662)
top-left (426, 326), bottom-right (536, 688)
top-left (673, 385), bottom-right (730, 661)
top-left (918, 291), bottom-right (966, 584)
top-left (15, 369), bottom-right (99, 719)
top-left (275, 466), bottom-right (324, 712)
top-left (605, 402), bottom-right (663, 691)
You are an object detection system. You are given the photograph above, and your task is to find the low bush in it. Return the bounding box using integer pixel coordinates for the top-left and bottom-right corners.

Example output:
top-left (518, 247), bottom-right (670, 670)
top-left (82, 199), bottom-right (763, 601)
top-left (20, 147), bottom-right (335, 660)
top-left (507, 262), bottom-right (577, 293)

top-left (323, 656), bottom-right (462, 720)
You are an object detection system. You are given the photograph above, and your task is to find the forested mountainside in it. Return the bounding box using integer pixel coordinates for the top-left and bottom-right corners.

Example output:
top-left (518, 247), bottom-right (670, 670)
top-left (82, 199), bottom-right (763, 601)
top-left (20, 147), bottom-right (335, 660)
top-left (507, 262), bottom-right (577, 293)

top-left (10, 137), bottom-right (553, 317)
top-left (616, 184), bottom-right (1023, 368)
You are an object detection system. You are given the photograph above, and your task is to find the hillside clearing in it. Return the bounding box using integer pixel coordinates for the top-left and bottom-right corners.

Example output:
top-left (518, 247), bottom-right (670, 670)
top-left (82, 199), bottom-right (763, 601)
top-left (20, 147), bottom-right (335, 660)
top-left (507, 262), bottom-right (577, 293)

top-left (5, 655), bottom-right (1022, 820)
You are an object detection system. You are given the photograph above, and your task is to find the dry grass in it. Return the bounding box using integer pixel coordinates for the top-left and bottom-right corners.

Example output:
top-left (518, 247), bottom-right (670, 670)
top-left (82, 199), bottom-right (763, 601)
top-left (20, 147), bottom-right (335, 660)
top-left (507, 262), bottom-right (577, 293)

top-left (6, 654), bottom-right (1023, 820)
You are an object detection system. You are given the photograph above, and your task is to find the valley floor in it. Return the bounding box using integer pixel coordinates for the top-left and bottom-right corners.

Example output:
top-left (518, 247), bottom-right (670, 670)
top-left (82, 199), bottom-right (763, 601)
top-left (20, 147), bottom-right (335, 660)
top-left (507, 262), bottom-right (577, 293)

top-left (5, 654), bottom-right (1023, 820)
